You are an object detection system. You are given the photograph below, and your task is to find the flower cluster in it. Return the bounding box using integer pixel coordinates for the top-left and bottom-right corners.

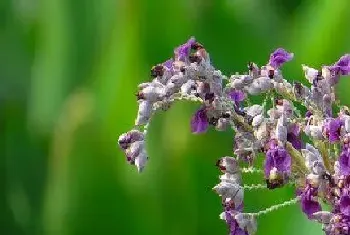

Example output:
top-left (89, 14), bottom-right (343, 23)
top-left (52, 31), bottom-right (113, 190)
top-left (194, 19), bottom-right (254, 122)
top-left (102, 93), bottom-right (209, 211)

top-left (215, 157), bottom-right (257, 235)
top-left (117, 37), bottom-right (350, 235)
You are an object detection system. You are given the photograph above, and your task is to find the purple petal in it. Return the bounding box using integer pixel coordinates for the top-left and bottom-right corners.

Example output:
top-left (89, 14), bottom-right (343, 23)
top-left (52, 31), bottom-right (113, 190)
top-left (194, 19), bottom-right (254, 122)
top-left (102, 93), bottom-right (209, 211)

top-left (225, 212), bottom-right (248, 235)
top-left (175, 37), bottom-right (196, 61)
top-left (340, 148), bottom-right (350, 175)
top-left (268, 48), bottom-right (294, 69)
top-left (287, 124), bottom-right (302, 150)
top-left (264, 149), bottom-right (275, 178)
top-left (289, 123), bottom-right (301, 136)
top-left (323, 118), bottom-right (342, 143)
top-left (340, 195), bottom-right (350, 216)
top-left (191, 108), bottom-right (208, 133)
top-left (276, 148), bottom-right (292, 172)
top-left (229, 90), bottom-right (245, 108)
top-left (264, 146), bottom-right (291, 178)
top-left (330, 54), bottom-right (350, 75)
top-left (301, 197), bottom-right (321, 219)
top-left (301, 185), bottom-right (321, 219)
top-left (229, 90), bottom-right (245, 103)
top-left (163, 58), bottom-right (174, 70)
top-left (287, 133), bottom-right (302, 150)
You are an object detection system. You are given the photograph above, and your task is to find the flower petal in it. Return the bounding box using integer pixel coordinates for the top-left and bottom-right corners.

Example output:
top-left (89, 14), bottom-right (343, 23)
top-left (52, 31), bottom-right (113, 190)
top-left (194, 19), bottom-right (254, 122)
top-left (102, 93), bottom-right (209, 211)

top-left (191, 108), bottom-right (208, 133)
top-left (268, 48), bottom-right (294, 69)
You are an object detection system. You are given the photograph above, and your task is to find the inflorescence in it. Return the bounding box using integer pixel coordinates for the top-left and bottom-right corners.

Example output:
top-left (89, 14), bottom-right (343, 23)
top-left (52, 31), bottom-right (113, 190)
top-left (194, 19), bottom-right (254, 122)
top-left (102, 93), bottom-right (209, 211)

top-left (118, 37), bottom-right (350, 235)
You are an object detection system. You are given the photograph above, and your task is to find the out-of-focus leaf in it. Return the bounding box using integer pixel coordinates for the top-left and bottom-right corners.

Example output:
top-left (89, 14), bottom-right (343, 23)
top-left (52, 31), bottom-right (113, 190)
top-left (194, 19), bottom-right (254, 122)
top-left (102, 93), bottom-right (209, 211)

top-left (28, 0), bottom-right (71, 134)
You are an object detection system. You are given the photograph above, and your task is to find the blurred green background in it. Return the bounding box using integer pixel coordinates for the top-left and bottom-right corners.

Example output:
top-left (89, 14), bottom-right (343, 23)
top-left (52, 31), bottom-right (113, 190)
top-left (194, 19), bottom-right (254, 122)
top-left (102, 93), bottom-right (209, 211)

top-left (2, 0), bottom-right (350, 234)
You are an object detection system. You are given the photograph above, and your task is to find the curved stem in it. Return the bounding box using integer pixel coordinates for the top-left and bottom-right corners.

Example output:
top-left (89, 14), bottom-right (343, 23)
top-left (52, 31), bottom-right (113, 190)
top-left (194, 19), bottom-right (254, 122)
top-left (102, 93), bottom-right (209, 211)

top-left (244, 196), bottom-right (300, 217)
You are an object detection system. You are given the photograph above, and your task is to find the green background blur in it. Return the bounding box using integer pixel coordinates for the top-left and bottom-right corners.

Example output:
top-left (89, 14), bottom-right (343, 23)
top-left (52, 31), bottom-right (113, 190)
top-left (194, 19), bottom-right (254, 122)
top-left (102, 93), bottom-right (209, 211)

top-left (2, 0), bottom-right (350, 234)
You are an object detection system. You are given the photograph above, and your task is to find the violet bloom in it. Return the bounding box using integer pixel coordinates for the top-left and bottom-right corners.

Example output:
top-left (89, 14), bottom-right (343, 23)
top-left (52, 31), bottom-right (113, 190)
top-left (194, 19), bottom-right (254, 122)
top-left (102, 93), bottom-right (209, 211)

top-left (225, 212), bottom-right (248, 235)
top-left (300, 184), bottom-right (321, 219)
top-left (340, 194), bottom-right (350, 216)
top-left (229, 89), bottom-right (245, 111)
top-left (322, 213), bottom-right (350, 235)
top-left (328, 54), bottom-right (350, 76)
top-left (339, 146), bottom-right (350, 176)
top-left (264, 140), bottom-right (292, 188)
top-left (268, 48), bottom-right (294, 69)
top-left (287, 123), bottom-right (302, 150)
top-left (163, 58), bottom-right (174, 72)
top-left (174, 37), bottom-right (196, 61)
top-left (323, 118), bottom-right (343, 143)
top-left (191, 107), bottom-right (209, 133)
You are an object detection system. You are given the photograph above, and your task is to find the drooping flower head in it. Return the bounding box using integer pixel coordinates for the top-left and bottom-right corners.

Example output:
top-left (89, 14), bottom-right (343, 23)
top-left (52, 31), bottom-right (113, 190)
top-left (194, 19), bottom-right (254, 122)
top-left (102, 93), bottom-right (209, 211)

top-left (119, 37), bottom-right (350, 235)
top-left (118, 130), bottom-right (147, 172)
top-left (118, 130), bottom-right (144, 150)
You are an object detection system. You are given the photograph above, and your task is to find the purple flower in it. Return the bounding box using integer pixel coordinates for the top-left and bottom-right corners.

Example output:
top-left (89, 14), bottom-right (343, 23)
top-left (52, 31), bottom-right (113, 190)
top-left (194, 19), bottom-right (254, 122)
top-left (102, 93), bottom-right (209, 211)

top-left (229, 90), bottom-right (245, 108)
top-left (268, 48), bottom-right (294, 69)
top-left (339, 146), bottom-right (350, 176)
top-left (191, 107), bottom-right (209, 133)
top-left (321, 213), bottom-right (350, 235)
top-left (225, 212), bottom-right (248, 235)
top-left (174, 37), bottom-right (196, 61)
top-left (323, 118), bottom-right (343, 143)
top-left (340, 195), bottom-right (350, 216)
top-left (163, 58), bottom-right (174, 71)
top-left (264, 141), bottom-right (292, 188)
top-left (287, 123), bottom-right (302, 150)
top-left (298, 185), bottom-right (320, 215)
top-left (328, 54), bottom-right (350, 76)
top-left (300, 184), bottom-right (321, 219)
